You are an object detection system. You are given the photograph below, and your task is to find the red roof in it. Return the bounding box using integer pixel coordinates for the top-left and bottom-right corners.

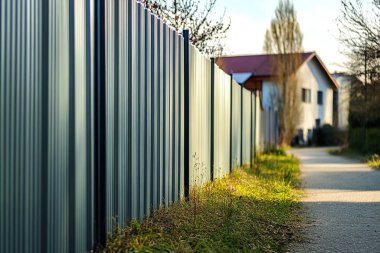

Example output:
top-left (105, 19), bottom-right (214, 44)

top-left (216, 52), bottom-right (314, 76)
top-left (216, 52), bottom-right (339, 89)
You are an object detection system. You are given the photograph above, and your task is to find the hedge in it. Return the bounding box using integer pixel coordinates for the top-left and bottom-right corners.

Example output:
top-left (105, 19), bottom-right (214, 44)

top-left (349, 128), bottom-right (380, 155)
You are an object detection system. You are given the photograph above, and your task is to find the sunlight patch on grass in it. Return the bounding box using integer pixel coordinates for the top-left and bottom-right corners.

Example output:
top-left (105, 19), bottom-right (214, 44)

top-left (329, 148), bottom-right (380, 170)
top-left (328, 147), bottom-right (362, 159)
top-left (366, 154), bottom-right (380, 170)
top-left (99, 152), bottom-right (303, 253)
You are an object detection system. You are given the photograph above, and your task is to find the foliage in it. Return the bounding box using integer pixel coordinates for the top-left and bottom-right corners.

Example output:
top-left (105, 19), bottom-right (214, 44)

top-left (338, 0), bottom-right (380, 129)
top-left (99, 153), bottom-right (302, 253)
top-left (348, 127), bottom-right (380, 155)
top-left (329, 147), bottom-right (380, 169)
top-left (338, 0), bottom-right (380, 74)
top-left (142, 0), bottom-right (230, 56)
top-left (263, 146), bottom-right (288, 156)
top-left (365, 153), bottom-right (380, 170)
top-left (328, 147), bottom-right (362, 158)
top-left (263, 0), bottom-right (303, 146)
top-left (311, 124), bottom-right (347, 146)
top-left (263, 0), bottom-right (303, 55)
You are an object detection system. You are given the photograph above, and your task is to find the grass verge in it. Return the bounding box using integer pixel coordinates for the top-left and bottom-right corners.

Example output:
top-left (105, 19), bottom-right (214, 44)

top-left (328, 147), bottom-right (380, 170)
top-left (100, 152), bottom-right (302, 252)
top-left (366, 154), bottom-right (380, 170)
top-left (328, 147), bottom-right (363, 159)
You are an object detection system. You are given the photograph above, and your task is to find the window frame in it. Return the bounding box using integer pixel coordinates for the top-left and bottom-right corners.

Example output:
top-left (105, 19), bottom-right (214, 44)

top-left (317, 91), bottom-right (323, 105)
top-left (302, 88), bottom-right (311, 103)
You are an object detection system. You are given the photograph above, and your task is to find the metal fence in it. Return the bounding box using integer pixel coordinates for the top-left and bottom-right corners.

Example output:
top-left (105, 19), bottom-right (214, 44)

top-left (231, 82), bottom-right (242, 168)
top-left (0, 0), bottom-right (260, 252)
top-left (104, 1), bottom-right (185, 228)
top-left (212, 65), bottom-right (231, 179)
top-left (242, 88), bottom-right (253, 166)
top-left (0, 0), bottom-right (94, 252)
top-left (189, 45), bottom-right (211, 186)
top-left (260, 107), bottom-right (279, 149)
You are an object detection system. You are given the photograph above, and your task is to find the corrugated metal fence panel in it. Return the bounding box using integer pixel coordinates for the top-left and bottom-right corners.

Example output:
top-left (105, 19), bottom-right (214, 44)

top-left (256, 93), bottom-right (262, 152)
top-left (213, 67), bottom-right (231, 179)
top-left (251, 93), bottom-right (257, 160)
top-left (260, 107), bottom-right (265, 149)
top-left (231, 81), bottom-right (242, 168)
top-left (0, 0), bottom-right (94, 252)
top-left (1, 0), bottom-right (265, 251)
top-left (189, 45), bottom-right (211, 186)
top-left (46, 0), bottom-right (95, 252)
top-left (0, 0), bottom-right (43, 252)
top-left (261, 108), bottom-right (278, 149)
top-left (73, 1), bottom-right (94, 252)
top-left (105, 0), bottom-right (115, 231)
top-left (114, 0), bottom-right (131, 226)
top-left (104, 1), bottom-right (184, 223)
top-left (242, 88), bottom-right (252, 166)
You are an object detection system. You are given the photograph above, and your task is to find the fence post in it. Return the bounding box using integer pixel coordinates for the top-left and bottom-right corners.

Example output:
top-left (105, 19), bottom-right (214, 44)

top-left (250, 92), bottom-right (252, 167)
top-left (240, 84), bottom-right (243, 167)
top-left (183, 30), bottom-right (190, 199)
top-left (94, 0), bottom-right (107, 247)
top-left (230, 75), bottom-right (233, 172)
top-left (210, 58), bottom-right (215, 181)
top-left (41, 0), bottom-right (49, 252)
top-left (253, 91), bottom-right (257, 162)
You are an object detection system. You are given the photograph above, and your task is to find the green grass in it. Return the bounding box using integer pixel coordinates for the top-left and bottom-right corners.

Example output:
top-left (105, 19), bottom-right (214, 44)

top-left (365, 154), bottom-right (380, 170)
top-left (99, 152), bottom-right (302, 253)
top-left (328, 147), bottom-right (363, 160)
top-left (328, 148), bottom-right (380, 170)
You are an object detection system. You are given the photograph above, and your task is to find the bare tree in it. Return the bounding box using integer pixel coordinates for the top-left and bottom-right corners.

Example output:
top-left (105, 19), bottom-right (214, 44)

top-left (263, 0), bottom-right (303, 145)
top-left (338, 0), bottom-right (380, 129)
top-left (142, 0), bottom-right (230, 56)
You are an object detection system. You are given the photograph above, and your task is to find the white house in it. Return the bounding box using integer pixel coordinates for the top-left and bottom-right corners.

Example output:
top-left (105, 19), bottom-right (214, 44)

top-left (332, 73), bottom-right (356, 130)
top-left (216, 52), bottom-right (339, 144)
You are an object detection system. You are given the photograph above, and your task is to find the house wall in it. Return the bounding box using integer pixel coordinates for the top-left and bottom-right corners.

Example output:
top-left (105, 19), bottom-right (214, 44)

top-left (262, 81), bottom-right (278, 110)
top-left (334, 75), bottom-right (351, 130)
top-left (296, 58), bottom-right (334, 140)
top-left (261, 57), bottom-right (334, 142)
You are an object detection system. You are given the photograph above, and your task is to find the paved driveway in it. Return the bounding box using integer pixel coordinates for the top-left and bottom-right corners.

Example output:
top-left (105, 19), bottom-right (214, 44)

top-left (289, 148), bottom-right (380, 253)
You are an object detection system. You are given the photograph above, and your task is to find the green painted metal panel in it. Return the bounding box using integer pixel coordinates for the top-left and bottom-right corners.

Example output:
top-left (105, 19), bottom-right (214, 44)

top-left (104, 0), bottom-right (185, 223)
top-left (242, 88), bottom-right (252, 166)
top-left (213, 66), bottom-right (231, 179)
top-left (0, 0), bottom-right (94, 252)
top-left (189, 45), bottom-right (211, 186)
top-left (231, 81), bottom-right (242, 168)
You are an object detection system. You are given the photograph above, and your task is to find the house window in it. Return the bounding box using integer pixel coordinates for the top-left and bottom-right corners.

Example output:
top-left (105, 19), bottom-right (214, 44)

top-left (302, 88), bottom-right (311, 103)
top-left (317, 91), bottom-right (323, 105)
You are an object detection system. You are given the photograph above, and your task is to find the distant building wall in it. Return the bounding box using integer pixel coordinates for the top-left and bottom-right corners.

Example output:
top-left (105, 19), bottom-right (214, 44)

top-left (260, 58), bottom-right (335, 142)
top-left (333, 75), bottom-right (352, 130)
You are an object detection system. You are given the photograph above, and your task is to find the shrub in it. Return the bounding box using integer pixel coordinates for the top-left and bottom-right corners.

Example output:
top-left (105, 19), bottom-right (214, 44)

top-left (263, 146), bottom-right (287, 156)
top-left (366, 154), bottom-right (380, 169)
top-left (349, 128), bottom-right (380, 155)
top-left (311, 124), bottom-right (347, 146)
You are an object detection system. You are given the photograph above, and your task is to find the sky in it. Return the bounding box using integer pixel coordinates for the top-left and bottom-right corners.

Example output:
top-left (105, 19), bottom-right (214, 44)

top-left (202, 0), bottom-right (347, 73)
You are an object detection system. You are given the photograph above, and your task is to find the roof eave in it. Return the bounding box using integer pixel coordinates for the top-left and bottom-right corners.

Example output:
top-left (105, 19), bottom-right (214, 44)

top-left (300, 52), bottom-right (339, 90)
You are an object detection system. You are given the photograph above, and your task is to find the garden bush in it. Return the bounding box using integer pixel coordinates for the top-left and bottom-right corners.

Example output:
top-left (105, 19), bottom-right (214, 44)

top-left (311, 124), bottom-right (347, 146)
top-left (349, 128), bottom-right (380, 155)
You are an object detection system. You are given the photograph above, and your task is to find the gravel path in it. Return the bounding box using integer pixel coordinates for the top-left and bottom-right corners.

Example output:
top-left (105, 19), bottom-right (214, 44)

top-left (289, 148), bottom-right (380, 253)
